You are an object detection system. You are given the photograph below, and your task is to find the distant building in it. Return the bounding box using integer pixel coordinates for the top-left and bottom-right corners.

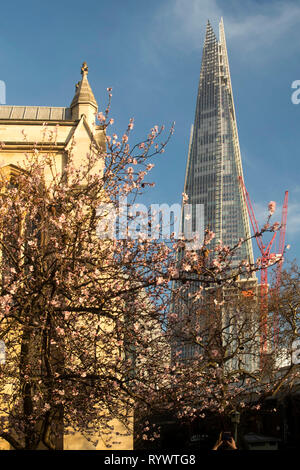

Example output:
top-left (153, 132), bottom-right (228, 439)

top-left (173, 19), bottom-right (258, 367)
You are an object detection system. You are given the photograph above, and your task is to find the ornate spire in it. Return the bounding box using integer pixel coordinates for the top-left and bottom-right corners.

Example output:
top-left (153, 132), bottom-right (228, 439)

top-left (81, 62), bottom-right (88, 77)
top-left (70, 62), bottom-right (97, 111)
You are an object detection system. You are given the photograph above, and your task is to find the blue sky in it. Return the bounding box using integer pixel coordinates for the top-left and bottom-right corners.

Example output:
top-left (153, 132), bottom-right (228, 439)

top-left (1, 0), bottom-right (300, 268)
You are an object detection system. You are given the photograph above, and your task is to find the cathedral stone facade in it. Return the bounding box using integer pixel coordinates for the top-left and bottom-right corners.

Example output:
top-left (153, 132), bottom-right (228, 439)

top-left (0, 63), bottom-right (133, 450)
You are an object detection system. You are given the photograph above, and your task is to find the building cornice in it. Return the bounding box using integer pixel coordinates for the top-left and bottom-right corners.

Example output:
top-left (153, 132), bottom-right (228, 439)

top-left (0, 120), bottom-right (76, 126)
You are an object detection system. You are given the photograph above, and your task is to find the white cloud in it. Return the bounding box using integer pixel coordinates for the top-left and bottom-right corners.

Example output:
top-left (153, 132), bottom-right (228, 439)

top-left (253, 199), bottom-right (300, 239)
top-left (138, 1), bottom-right (219, 78)
top-left (284, 201), bottom-right (300, 237)
top-left (154, 0), bottom-right (222, 52)
top-left (225, 2), bottom-right (300, 52)
top-left (252, 201), bottom-right (270, 227)
top-left (153, 0), bottom-right (300, 56)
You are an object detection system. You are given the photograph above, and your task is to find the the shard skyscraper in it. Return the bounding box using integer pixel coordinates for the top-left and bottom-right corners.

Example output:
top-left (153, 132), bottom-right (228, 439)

top-left (182, 18), bottom-right (253, 264)
top-left (172, 19), bottom-right (258, 367)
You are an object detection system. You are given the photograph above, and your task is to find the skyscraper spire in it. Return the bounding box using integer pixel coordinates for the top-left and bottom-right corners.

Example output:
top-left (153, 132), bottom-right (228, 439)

top-left (183, 19), bottom-right (254, 265)
top-left (204, 19), bottom-right (217, 44)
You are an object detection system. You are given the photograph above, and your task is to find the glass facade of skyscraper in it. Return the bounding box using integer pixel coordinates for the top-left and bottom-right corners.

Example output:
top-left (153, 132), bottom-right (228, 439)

top-left (172, 20), bottom-right (258, 369)
top-left (182, 19), bottom-right (253, 265)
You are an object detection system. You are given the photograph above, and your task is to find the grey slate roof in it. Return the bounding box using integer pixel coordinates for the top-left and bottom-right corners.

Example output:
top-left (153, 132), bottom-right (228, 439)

top-left (0, 106), bottom-right (72, 121)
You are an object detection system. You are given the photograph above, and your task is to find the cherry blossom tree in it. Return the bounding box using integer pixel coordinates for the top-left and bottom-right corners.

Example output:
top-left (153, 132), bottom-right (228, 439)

top-left (0, 99), bottom-right (176, 448)
top-left (0, 91), bottom-right (294, 450)
top-left (134, 237), bottom-right (300, 446)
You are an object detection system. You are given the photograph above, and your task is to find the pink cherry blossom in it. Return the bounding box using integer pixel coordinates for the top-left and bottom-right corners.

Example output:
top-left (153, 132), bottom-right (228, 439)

top-left (268, 200), bottom-right (276, 215)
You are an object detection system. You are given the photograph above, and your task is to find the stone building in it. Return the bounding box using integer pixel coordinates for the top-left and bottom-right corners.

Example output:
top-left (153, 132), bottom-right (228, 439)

top-left (0, 62), bottom-right (105, 184)
top-left (0, 63), bottom-right (133, 450)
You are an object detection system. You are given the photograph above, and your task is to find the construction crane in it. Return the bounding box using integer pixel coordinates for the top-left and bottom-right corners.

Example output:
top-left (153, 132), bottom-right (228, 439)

top-left (238, 176), bottom-right (288, 364)
top-left (273, 190), bottom-right (289, 346)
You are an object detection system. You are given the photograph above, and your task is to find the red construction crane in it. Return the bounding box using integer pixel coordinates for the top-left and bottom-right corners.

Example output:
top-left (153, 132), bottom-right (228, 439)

top-left (273, 191), bottom-right (289, 345)
top-left (238, 176), bottom-right (288, 364)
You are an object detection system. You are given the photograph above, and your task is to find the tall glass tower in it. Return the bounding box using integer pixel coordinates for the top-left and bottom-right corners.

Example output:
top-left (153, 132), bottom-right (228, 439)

top-left (183, 18), bottom-right (253, 265)
top-left (172, 20), bottom-right (258, 368)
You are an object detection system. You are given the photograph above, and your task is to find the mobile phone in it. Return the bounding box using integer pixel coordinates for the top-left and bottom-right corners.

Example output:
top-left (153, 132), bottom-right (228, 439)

top-left (222, 432), bottom-right (232, 441)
